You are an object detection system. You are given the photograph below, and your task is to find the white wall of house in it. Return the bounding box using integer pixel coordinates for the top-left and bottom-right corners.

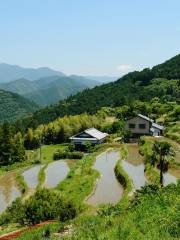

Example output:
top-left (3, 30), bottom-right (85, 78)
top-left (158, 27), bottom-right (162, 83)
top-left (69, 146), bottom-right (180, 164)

top-left (151, 128), bottom-right (161, 136)
top-left (70, 138), bottom-right (99, 145)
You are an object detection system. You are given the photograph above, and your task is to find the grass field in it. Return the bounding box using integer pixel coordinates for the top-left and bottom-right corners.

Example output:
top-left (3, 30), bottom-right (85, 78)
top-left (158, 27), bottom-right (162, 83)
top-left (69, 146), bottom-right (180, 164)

top-left (26, 144), bottom-right (68, 163)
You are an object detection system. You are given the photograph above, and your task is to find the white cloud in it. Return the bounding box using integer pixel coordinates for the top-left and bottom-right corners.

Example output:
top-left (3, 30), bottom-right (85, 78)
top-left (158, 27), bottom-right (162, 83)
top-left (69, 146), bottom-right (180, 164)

top-left (117, 64), bottom-right (133, 72)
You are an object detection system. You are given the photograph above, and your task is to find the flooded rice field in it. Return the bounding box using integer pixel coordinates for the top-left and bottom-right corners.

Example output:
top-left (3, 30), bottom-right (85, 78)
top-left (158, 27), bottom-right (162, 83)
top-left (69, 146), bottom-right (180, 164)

top-left (0, 144), bottom-right (178, 212)
top-left (121, 160), bottom-right (146, 190)
top-left (44, 160), bottom-right (70, 188)
top-left (22, 165), bottom-right (44, 189)
top-left (163, 172), bottom-right (177, 186)
top-left (0, 172), bottom-right (21, 213)
top-left (122, 144), bottom-right (178, 188)
top-left (122, 144), bottom-right (147, 189)
top-left (87, 150), bottom-right (123, 206)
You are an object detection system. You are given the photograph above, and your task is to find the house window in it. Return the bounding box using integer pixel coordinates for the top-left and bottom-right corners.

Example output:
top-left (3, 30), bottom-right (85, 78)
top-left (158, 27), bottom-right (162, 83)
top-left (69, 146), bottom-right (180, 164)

top-left (129, 123), bottom-right (135, 129)
top-left (139, 124), bottom-right (146, 129)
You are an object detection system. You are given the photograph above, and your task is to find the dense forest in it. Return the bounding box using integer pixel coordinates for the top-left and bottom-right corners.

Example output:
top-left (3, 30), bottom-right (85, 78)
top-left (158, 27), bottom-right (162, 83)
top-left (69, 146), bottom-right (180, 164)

top-left (17, 54), bottom-right (180, 129)
top-left (0, 90), bottom-right (39, 123)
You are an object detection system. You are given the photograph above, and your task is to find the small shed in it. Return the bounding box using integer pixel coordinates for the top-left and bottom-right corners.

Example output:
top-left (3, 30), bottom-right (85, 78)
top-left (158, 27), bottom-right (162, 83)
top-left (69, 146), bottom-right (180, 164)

top-left (150, 123), bottom-right (164, 136)
top-left (69, 128), bottom-right (108, 146)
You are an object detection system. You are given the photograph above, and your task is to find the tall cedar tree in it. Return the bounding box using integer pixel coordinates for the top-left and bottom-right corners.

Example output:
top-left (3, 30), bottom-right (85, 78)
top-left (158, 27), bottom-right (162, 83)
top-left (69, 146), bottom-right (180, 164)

top-left (0, 122), bottom-right (13, 165)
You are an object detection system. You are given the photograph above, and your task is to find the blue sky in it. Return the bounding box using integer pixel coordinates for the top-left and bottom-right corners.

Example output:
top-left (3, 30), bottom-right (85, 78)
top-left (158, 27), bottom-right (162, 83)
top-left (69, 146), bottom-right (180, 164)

top-left (0, 0), bottom-right (180, 76)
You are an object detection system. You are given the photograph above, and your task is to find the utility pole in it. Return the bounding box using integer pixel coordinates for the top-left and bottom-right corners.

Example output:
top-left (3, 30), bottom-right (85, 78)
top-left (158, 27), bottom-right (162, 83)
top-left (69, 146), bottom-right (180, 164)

top-left (40, 140), bottom-right (42, 163)
top-left (39, 134), bottom-right (44, 163)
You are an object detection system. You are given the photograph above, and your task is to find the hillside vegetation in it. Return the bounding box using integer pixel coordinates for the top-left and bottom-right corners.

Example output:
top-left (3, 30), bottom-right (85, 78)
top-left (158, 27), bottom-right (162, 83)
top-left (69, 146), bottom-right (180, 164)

top-left (0, 90), bottom-right (39, 123)
top-left (19, 54), bottom-right (180, 128)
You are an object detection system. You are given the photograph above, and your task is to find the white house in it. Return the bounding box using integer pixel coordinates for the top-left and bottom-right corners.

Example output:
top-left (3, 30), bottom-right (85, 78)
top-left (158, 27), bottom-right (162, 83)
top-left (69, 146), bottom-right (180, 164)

top-left (69, 128), bottom-right (108, 146)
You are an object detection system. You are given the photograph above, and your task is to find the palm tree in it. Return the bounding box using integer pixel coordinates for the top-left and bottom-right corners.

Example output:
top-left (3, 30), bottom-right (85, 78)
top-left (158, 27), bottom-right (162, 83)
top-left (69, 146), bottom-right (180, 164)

top-left (152, 141), bottom-right (173, 187)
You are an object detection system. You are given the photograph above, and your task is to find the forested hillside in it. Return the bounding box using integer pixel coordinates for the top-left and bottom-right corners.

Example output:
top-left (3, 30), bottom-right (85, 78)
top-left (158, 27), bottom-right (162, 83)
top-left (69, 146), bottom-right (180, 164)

top-left (20, 54), bottom-right (180, 129)
top-left (0, 90), bottom-right (39, 123)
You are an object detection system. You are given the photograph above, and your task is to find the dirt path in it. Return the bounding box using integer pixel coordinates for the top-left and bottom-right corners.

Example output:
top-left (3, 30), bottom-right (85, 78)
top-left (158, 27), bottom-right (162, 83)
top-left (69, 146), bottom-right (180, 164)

top-left (0, 221), bottom-right (56, 240)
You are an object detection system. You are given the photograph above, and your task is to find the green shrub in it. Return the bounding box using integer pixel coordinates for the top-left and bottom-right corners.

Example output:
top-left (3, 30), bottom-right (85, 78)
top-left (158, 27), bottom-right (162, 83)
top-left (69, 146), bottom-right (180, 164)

top-left (1, 189), bottom-right (78, 226)
top-left (84, 141), bottom-right (93, 153)
top-left (53, 150), bottom-right (83, 160)
top-left (68, 143), bottom-right (75, 152)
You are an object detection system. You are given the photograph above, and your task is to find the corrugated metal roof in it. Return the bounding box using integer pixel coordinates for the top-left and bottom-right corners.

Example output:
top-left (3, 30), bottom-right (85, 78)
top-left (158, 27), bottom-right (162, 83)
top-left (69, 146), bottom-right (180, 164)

top-left (138, 114), bottom-right (154, 123)
top-left (152, 122), bottom-right (164, 130)
top-left (70, 128), bottom-right (108, 140)
top-left (85, 128), bottom-right (108, 140)
top-left (69, 137), bottom-right (97, 141)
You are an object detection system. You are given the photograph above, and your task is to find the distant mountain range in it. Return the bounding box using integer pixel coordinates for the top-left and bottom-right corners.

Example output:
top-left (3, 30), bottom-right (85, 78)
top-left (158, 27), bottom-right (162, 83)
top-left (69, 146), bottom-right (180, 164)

top-left (85, 75), bottom-right (118, 83)
top-left (0, 63), bottom-right (65, 83)
top-left (0, 75), bottom-right (99, 106)
top-left (0, 64), bottom-right (104, 106)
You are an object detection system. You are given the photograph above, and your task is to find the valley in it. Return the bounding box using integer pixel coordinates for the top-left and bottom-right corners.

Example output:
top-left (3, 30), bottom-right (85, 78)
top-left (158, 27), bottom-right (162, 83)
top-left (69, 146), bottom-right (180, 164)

top-left (1, 1), bottom-right (180, 238)
top-left (0, 54), bottom-right (179, 239)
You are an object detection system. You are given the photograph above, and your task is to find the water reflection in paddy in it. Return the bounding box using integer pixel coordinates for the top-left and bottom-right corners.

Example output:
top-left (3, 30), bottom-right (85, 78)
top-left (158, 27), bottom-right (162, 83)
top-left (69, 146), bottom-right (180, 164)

top-left (123, 144), bottom-right (177, 188)
top-left (122, 160), bottom-right (146, 189)
top-left (121, 144), bottom-right (147, 189)
top-left (126, 144), bottom-right (143, 166)
top-left (45, 160), bottom-right (70, 188)
top-left (163, 172), bottom-right (177, 186)
top-left (23, 165), bottom-right (43, 189)
top-left (87, 150), bottom-right (123, 206)
top-left (0, 172), bottom-right (21, 213)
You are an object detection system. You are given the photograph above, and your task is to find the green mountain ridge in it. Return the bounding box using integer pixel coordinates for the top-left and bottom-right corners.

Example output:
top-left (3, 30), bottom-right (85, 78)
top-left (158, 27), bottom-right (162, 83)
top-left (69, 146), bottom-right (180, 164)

top-left (20, 54), bottom-right (180, 128)
top-left (0, 89), bottom-right (39, 123)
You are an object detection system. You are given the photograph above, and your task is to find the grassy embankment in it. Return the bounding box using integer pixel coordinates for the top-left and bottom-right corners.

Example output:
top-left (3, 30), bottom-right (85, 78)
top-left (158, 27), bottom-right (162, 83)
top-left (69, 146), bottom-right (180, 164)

top-left (16, 173), bottom-right (29, 196)
top-left (60, 182), bottom-right (180, 240)
top-left (17, 180), bottom-right (180, 240)
top-left (114, 144), bottom-right (132, 194)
